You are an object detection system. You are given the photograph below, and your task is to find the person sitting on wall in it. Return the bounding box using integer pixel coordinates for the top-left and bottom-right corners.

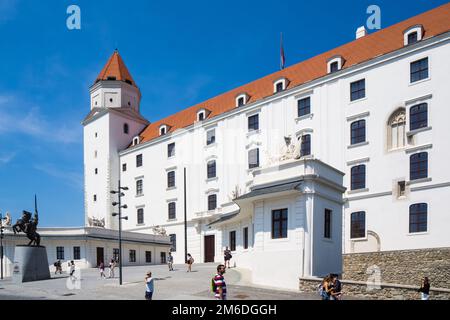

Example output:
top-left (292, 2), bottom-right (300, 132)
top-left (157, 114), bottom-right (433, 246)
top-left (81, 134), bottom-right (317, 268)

top-left (330, 274), bottom-right (343, 300)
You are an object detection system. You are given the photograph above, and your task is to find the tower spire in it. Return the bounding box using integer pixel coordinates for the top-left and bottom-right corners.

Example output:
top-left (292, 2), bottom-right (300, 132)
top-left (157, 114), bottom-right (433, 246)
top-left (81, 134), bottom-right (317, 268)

top-left (95, 50), bottom-right (137, 87)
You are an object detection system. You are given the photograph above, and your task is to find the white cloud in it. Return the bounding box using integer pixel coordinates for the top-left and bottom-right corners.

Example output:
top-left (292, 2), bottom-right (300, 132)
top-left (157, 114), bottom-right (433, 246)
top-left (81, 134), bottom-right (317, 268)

top-left (34, 163), bottom-right (83, 190)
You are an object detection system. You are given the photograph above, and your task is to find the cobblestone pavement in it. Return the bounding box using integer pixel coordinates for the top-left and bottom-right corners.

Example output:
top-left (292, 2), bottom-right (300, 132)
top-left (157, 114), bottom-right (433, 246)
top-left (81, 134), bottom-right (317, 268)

top-left (0, 263), bottom-right (324, 300)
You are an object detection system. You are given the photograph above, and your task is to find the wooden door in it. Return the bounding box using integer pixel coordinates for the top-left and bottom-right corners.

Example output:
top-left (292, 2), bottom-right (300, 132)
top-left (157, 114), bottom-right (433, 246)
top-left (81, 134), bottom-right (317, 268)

top-left (96, 247), bottom-right (104, 267)
top-left (204, 235), bottom-right (215, 263)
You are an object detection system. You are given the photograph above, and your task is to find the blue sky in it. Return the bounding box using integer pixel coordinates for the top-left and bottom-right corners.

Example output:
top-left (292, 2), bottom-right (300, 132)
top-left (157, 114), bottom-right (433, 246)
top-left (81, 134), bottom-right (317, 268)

top-left (0, 0), bottom-right (447, 226)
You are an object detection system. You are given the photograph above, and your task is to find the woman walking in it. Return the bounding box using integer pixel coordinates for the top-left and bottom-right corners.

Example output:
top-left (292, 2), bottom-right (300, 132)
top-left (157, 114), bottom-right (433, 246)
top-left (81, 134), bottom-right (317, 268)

top-left (186, 253), bottom-right (194, 272)
top-left (99, 261), bottom-right (106, 279)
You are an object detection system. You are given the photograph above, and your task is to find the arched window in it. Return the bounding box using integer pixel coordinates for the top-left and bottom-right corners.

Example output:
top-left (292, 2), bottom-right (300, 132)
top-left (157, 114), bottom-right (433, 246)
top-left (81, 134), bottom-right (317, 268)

top-left (351, 120), bottom-right (366, 145)
top-left (387, 109), bottom-right (406, 150)
top-left (351, 165), bottom-right (366, 190)
top-left (409, 203), bottom-right (427, 233)
top-left (300, 134), bottom-right (311, 157)
top-left (410, 103), bottom-right (428, 131)
top-left (410, 152), bottom-right (428, 181)
top-left (207, 160), bottom-right (216, 179)
top-left (123, 123), bottom-right (129, 134)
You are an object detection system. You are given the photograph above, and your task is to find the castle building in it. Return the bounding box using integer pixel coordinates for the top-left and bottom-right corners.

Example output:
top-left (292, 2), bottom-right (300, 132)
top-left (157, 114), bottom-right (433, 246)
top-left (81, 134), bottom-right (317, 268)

top-left (82, 4), bottom-right (450, 290)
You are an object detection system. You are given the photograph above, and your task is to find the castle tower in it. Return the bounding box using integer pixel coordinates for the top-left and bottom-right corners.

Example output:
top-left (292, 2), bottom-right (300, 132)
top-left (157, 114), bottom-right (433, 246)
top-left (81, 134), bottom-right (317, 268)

top-left (82, 50), bottom-right (149, 230)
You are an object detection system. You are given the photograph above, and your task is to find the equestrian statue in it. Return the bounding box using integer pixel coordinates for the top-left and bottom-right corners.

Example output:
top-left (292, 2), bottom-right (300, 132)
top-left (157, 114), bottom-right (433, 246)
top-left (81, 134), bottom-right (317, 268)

top-left (12, 195), bottom-right (41, 246)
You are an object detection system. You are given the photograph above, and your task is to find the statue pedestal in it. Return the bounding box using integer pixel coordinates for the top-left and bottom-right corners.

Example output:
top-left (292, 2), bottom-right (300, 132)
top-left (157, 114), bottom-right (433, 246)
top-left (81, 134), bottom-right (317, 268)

top-left (12, 245), bottom-right (50, 283)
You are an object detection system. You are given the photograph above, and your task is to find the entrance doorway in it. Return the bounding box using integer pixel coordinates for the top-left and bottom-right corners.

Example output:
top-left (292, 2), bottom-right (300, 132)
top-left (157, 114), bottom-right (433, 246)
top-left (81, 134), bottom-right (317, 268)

top-left (96, 247), bottom-right (104, 267)
top-left (204, 235), bottom-right (215, 263)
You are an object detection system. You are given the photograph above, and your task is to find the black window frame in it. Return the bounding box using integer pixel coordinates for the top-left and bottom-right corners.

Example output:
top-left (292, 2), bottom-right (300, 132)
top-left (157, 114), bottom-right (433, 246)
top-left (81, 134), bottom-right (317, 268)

top-left (324, 209), bottom-right (332, 239)
top-left (207, 160), bottom-right (216, 179)
top-left (230, 231), bottom-right (236, 251)
top-left (136, 179), bottom-right (143, 196)
top-left (168, 143), bottom-right (176, 158)
top-left (93, 194), bottom-right (97, 202)
top-left (351, 165), bottom-right (366, 190)
top-left (409, 203), bottom-right (427, 233)
top-left (198, 112), bottom-right (204, 121)
top-left (145, 251), bottom-right (152, 263)
top-left (271, 208), bottom-right (288, 239)
top-left (206, 129), bottom-right (216, 145)
top-left (73, 246), bottom-right (81, 260)
top-left (129, 249), bottom-right (136, 263)
top-left (350, 211), bottom-right (366, 239)
top-left (410, 152), bottom-right (428, 180)
top-left (122, 163), bottom-right (127, 172)
top-left (123, 123), bottom-right (129, 134)
top-left (243, 227), bottom-right (249, 249)
top-left (407, 32), bottom-right (418, 45)
top-left (248, 114), bottom-right (259, 131)
top-left (168, 202), bottom-right (176, 220)
top-left (410, 57), bottom-right (428, 83)
top-left (169, 234), bottom-right (177, 252)
top-left (167, 171), bottom-right (176, 188)
top-left (136, 154), bottom-right (143, 167)
top-left (330, 61), bottom-right (339, 73)
top-left (160, 252), bottom-right (166, 264)
top-left (137, 208), bottom-right (144, 224)
top-left (56, 246), bottom-right (65, 260)
top-left (208, 194), bottom-right (217, 211)
top-left (300, 134), bottom-right (311, 157)
top-left (248, 148), bottom-right (260, 169)
top-left (297, 97), bottom-right (311, 117)
top-left (351, 120), bottom-right (366, 145)
top-left (409, 103), bottom-right (428, 131)
top-left (350, 79), bottom-right (366, 101)
top-left (237, 97), bottom-right (245, 107)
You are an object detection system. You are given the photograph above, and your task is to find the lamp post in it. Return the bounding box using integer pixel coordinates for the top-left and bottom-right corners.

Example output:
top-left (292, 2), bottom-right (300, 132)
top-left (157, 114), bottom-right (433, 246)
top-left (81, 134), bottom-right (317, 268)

top-left (111, 180), bottom-right (128, 285)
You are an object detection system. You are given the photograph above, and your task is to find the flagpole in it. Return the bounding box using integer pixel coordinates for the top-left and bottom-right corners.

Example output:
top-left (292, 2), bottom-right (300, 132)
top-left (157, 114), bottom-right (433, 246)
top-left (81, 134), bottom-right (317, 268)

top-left (280, 32), bottom-right (285, 70)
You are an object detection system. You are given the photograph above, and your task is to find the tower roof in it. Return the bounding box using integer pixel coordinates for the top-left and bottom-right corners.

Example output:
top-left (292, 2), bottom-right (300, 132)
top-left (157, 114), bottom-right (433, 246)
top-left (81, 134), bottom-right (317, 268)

top-left (95, 50), bottom-right (137, 87)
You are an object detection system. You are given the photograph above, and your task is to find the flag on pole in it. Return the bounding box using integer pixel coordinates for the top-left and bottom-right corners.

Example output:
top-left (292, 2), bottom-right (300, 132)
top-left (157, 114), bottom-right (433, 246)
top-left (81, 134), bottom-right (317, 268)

top-left (280, 32), bottom-right (286, 70)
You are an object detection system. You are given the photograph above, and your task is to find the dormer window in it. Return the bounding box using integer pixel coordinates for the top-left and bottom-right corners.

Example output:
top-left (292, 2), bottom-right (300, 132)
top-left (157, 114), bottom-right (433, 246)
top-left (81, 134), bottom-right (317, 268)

top-left (159, 125), bottom-right (168, 136)
top-left (235, 93), bottom-right (249, 107)
top-left (404, 25), bottom-right (424, 46)
top-left (123, 123), bottom-right (129, 134)
top-left (327, 56), bottom-right (344, 74)
top-left (273, 78), bottom-right (288, 93)
top-left (196, 108), bottom-right (210, 122)
top-left (132, 136), bottom-right (140, 146)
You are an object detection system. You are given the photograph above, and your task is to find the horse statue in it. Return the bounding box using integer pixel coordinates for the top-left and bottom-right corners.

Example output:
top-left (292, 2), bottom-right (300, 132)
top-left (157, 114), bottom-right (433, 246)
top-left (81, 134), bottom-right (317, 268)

top-left (12, 210), bottom-right (41, 246)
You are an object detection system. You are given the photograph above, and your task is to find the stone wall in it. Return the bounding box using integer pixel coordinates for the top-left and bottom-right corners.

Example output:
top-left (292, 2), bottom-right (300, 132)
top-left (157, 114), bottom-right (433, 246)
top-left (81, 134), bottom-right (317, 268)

top-left (343, 247), bottom-right (450, 289)
top-left (299, 277), bottom-right (450, 300)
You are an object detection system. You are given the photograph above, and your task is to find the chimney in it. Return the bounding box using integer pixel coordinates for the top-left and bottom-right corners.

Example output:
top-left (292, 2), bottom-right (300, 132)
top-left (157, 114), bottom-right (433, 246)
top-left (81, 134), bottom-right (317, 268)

top-left (356, 26), bottom-right (367, 39)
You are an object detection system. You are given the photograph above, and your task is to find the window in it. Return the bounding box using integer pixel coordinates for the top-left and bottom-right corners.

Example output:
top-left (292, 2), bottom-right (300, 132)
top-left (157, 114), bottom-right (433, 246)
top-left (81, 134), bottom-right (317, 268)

top-left (351, 165), bottom-right (366, 190)
top-left (93, 195), bottom-right (97, 202)
top-left (136, 154), bottom-right (143, 167)
top-left (410, 103), bottom-right (428, 131)
top-left (160, 252), bottom-right (166, 264)
top-left (275, 82), bottom-right (284, 93)
top-left (129, 250), bottom-right (136, 263)
top-left (207, 129), bottom-right (216, 145)
top-left (248, 114), bottom-right (259, 131)
top-left (248, 148), bottom-right (260, 169)
top-left (297, 97), bottom-right (311, 117)
top-left (207, 160), bottom-right (216, 179)
top-left (350, 211), bottom-right (365, 239)
top-left (388, 109), bottom-right (406, 150)
top-left (168, 143), bottom-right (175, 157)
top-left (95, 132), bottom-right (98, 138)
top-left (409, 203), bottom-right (427, 233)
top-left (160, 125), bottom-right (167, 136)
top-left (324, 209), bottom-right (332, 239)
top-left (236, 94), bottom-right (248, 107)
top-left (95, 168), bottom-right (98, 175)
top-left (145, 251), bottom-right (152, 263)
top-left (136, 179), bottom-right (143, 196)
top-left (167, 171), bottom-right (175, 188)
top-left (330, 61), bottom-right (339, 73)
top-left (73, 247), bottom-right (81, 260)
top-left (410, 152), bottom-right (428, 180)
top-left (169, 234), bottom-right (177, 252)
top-left (122, 163), bottom-right (127, 172)
top-left (237, 97), bottom-right (245, 107)
top-left (398, 181), bottom-right (406, 197)
top-left (198, 112), bottom-right (205, 121)
top-left (350, 79), bottom-right (365, 101)
top-left (272, 209), bottom-right (288, 239)
top-left (168, 202), bottom-right (176, 220)
top-left (300, 134), bottom-right (311, 157)
top-left (408, 32), bottom-right (418, 45)
top-left (123, 123), bottom-right (129, 134)
top-left (351, 120), bottom-right (366, 144)
top-left (56, 247), bottom-right (64, 260)
top-left (410, 57), bottom-right (428, 83)
top-left (137, 208), bottom-right (144, 224)
top-left (113, 248), bottom-right (120, 262)
top-left (230, 231), bottom-right (236, 251)
top-left (133, 137), bottom-right (140, 146)
top-left (243, 227), bottom-right (249, 249)
top-left (208, 194), bottom-right (217, 211)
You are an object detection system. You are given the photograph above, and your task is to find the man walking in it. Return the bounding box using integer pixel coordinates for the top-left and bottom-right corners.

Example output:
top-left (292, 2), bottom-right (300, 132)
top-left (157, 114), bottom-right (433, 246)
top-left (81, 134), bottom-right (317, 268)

top-left (213, 264), bottom-right (227, 300)
top-left (168, 252), bottom-right (174, 271)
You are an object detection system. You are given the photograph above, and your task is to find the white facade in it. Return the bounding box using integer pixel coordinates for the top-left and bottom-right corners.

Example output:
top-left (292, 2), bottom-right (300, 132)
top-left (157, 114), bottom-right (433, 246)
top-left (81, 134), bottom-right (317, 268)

top-left (83, 15), bottom-right (450, 289)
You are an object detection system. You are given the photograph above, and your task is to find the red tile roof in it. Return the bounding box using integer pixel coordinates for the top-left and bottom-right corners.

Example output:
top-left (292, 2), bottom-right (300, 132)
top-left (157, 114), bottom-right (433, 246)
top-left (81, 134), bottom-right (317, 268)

top-left (96, 50), bottom-right (137, 87)
top-left (137, 3), bottom-right (450, 145)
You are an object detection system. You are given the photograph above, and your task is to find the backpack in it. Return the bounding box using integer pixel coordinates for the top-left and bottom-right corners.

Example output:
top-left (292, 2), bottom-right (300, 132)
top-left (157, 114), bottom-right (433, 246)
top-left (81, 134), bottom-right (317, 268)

top-left (211, 278), bottom-right (217, 293)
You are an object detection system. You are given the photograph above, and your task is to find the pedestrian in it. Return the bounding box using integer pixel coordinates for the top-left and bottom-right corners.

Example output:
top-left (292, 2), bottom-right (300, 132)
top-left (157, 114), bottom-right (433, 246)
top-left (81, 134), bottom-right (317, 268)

top-left (330, 274), bottom-right (343, 300)
top-left (319, 274), bottom-right (333, 300)
top-left (224, 247), bottom-right (232, 269)
top-left (186, 253), bottom-right (194, 272)
top-left (99, 261), bottom-right (106, 279)
top-left (57, 260), bottom-right (62, 274)
top-left (69, 260), bottom-right (76, 280)
top-left (213, 264), bottom-right (227, 300)
top-left (168, 252), bottom-right (174, 271)
top-left (418, 277), bottom-right (430, 300)
top-left (145, 271), bottom-right (154, 300)
top-left (108, 259), bottom-right (116, 278)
